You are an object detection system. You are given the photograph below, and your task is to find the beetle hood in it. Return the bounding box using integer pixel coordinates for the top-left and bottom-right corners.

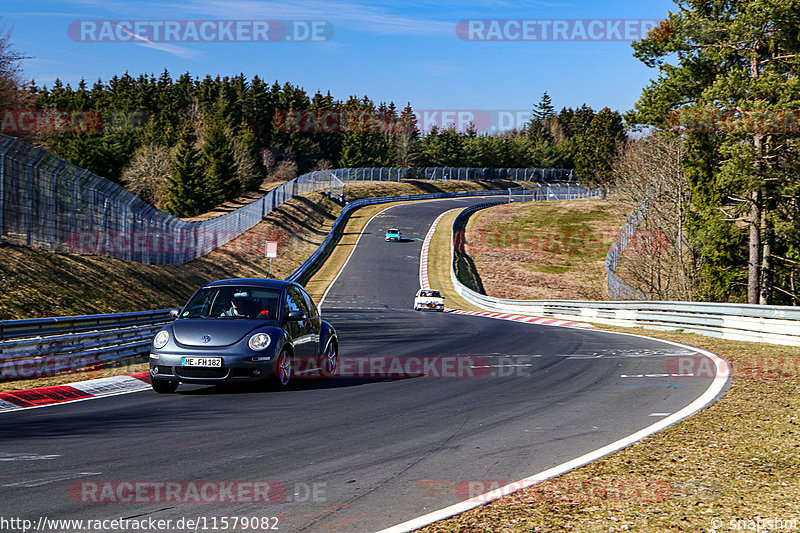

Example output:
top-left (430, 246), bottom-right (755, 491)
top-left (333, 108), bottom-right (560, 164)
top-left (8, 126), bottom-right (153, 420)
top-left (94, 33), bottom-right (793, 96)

top-left (172, 319), bottom-right (276, 347)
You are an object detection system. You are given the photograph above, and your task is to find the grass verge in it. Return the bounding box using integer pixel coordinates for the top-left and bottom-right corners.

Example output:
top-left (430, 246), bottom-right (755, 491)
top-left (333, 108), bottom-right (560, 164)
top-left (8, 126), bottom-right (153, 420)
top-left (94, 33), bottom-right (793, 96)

top-left (425, 208), bottom-right (484, 313)
top-left (464, 198), bottom-right (628, 300)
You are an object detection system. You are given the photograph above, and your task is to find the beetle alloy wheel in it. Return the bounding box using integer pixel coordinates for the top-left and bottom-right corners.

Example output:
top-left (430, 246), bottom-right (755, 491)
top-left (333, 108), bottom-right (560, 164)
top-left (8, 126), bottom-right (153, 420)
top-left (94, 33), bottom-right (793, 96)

top-left (276, 351), bottom-right (291, 386)
top-left (323, 342), bottom-right (338, 378)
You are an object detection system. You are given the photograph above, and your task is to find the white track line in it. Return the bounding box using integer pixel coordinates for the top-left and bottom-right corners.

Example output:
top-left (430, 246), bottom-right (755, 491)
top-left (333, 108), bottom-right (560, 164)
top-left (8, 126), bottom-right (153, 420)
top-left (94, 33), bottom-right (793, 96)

top-left (419, 209), bottom-right (458, 290)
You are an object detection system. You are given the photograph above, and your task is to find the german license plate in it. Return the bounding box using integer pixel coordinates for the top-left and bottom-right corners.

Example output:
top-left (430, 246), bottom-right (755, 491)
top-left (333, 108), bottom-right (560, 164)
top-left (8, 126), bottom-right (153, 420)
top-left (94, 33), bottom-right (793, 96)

top-left (181, 357), bottom-right (222, 367)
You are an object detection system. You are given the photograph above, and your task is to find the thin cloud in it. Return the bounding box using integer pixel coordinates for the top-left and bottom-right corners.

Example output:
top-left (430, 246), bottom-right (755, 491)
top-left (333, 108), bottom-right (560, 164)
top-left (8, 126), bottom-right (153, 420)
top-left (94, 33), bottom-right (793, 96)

top-left (110, 22), bottom-right (201, 58)
top-left (134, 40), bottom-right (201, 58)
top-left (160, 0), bottom-right (454, 37)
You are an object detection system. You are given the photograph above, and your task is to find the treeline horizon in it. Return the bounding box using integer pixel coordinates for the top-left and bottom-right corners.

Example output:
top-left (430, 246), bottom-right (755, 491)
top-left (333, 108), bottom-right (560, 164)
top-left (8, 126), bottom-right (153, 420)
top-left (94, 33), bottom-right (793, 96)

top-left (17, 71), bottom-right (624, 216)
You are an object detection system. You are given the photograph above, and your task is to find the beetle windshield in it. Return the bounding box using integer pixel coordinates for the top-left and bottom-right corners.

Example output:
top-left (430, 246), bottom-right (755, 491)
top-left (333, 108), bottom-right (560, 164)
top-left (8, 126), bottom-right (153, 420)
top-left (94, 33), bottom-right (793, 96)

top-left (180, 287), bottom-right (281, 319)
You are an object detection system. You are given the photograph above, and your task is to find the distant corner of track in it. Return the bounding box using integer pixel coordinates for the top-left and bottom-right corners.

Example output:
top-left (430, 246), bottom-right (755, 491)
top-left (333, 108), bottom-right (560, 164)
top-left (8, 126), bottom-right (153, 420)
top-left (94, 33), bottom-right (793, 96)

top-left (418, 205), bottom-right (597, 330)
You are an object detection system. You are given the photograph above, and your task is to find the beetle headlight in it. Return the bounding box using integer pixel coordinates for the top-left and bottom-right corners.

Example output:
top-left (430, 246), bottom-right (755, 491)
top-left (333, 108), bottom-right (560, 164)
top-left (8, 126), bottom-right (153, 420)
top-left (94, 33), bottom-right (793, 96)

top-left (153, 330), bottom-right (169, 349)
top-left (248, 332), bottom-right (271, 351)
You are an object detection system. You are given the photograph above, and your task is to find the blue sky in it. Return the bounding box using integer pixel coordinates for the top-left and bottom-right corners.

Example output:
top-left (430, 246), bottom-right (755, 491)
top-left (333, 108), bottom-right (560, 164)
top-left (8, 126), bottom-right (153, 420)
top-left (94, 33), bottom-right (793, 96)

top-left (5, 0), bottom-right (676, 127)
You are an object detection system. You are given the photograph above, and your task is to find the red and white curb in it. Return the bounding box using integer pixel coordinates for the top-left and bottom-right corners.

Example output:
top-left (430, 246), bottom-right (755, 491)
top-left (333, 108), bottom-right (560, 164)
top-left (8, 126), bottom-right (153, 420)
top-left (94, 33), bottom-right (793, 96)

top-left (0, 371), bottom-right (151, 413)
top-left (448, 308), bottom-right (595, 329)
top-left (419, 208), bottom-right (596, 330)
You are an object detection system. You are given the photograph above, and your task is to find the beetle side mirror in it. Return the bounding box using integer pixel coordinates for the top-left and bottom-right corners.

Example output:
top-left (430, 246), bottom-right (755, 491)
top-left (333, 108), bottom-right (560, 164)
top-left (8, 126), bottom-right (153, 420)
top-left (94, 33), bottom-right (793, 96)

top-left (286, 310), bottom-right (306, 321)
top-left (169, 308), bottom-right (182, 318)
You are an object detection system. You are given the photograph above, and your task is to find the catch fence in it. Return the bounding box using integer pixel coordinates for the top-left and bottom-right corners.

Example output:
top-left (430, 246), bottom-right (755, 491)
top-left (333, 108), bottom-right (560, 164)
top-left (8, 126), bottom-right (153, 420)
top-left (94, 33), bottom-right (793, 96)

top-left (0, 134), bottom-right (576, 265)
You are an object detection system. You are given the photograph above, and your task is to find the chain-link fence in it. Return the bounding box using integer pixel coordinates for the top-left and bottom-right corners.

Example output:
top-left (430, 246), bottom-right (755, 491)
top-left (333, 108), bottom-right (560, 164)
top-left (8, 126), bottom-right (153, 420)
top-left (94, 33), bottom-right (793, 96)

top-left (605, 203), bottom-right (649, 300)
top-left (507, 183), bottom-right (601, 202)
top-left (299, 167), bottom-right (576, 183)
top-left (0, 134), bottom-right (579, 265)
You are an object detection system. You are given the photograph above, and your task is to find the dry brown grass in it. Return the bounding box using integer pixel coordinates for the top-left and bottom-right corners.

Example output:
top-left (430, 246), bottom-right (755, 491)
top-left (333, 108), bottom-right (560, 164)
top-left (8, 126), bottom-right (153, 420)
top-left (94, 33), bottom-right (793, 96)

top-left (464, 199), bottom-right (628, 300)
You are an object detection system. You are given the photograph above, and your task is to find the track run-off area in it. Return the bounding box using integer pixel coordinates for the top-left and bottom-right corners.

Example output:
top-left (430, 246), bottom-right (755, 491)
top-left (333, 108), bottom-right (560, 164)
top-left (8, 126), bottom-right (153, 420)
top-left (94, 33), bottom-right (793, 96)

top-left (0, 197), bottom-right (729, 532)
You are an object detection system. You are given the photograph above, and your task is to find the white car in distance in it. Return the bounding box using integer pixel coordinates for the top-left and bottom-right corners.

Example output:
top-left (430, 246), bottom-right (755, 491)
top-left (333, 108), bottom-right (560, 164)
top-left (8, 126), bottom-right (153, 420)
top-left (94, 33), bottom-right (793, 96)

top-left (413, 289), bottom-right (445, 312)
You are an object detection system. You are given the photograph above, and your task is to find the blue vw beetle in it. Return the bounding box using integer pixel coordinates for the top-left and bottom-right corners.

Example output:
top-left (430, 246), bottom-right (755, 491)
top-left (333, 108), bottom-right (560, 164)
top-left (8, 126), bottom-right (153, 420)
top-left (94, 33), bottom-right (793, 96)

top-left (149, 279), bottom-right (338, 393)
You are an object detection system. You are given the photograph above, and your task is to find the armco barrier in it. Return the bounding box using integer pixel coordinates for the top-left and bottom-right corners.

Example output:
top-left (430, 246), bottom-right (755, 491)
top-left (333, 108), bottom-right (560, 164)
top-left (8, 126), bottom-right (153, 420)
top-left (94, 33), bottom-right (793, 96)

top-left (449, 204), bottom-right (800, 347)
top-left (0, 310), bottom-right (172, 381)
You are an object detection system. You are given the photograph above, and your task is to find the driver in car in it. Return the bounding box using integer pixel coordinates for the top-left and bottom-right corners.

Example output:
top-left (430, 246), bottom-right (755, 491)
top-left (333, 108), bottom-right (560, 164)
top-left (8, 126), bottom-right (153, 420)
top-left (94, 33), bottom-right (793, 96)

top-left (221, 296), bottom-right (251, 317)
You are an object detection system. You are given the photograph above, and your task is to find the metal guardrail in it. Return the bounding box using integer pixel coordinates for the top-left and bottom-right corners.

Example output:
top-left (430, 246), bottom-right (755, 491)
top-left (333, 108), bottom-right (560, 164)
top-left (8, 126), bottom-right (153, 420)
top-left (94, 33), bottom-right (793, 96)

top-left (0, 310), bottom-right (172, 381)
top-left (449, 205), bottom-right (800, 347)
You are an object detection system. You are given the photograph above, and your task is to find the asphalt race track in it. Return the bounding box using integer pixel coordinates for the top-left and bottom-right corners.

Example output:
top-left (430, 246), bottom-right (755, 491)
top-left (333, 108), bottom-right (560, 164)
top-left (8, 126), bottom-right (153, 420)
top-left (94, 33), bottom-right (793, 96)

top-left (0, 198), bottom-right (724, 532)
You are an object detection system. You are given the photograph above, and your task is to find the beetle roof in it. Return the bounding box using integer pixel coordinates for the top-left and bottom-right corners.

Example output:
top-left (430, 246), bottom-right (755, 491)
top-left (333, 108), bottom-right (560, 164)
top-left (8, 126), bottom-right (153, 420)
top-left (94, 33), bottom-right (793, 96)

top-left (203, 278), bottom-right (294, 290)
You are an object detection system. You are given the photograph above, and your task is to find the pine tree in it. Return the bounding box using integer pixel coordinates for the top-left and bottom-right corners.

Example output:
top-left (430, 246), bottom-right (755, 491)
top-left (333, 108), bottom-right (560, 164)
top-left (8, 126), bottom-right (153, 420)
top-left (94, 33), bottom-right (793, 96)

top-left (574, 108), bottom-right (625, 189)
top-left (529, 92), bottom-right (557, 144)
top-left (163, 125), bottom-right (207, 217)
top-left (629, 1), bottom-right (800, 304)
top-left (202, 121), bottom-right (239, 204)
top-left (532, 91), bottom-right (555, 121)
